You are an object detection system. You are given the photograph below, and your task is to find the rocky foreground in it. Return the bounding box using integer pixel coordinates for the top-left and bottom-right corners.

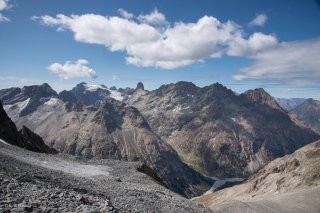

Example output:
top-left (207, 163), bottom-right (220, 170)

top-left (0, 140), bottom-right (212, 213)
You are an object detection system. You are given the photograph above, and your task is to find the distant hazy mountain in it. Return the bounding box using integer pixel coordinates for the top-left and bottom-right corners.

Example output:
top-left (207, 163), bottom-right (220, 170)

top-left (196, 139), bottom-right (320, 213)
top-left (275, 98), bottom-right (306, 111)
top-left (291, 98), bottom-right (320, 135)
top-left (129, 82), bottom-right (319, 177)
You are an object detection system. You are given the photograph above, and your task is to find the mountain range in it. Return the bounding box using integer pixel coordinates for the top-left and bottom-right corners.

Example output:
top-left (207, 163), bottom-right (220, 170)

top-left (129, 82), bottom-right (319, 177)
top-left (1, 81), bottom-right (319, 200)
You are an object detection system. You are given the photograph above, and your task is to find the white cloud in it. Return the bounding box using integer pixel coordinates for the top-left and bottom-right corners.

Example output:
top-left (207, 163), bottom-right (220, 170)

top-left (112, 75), bottom-right (117, 80)
top-left (35, 14), bottom-right (161, 51)
top-left (34, 10), bottom-right (278, 69)
top-left (0, 0), bottom-right (10, 11)
top-left (0, 0), bottom-right (11, 22)
top-left (137, 8), bottom-right (168, 26)
top-left (126, 17), bottom-right (241, 69)
top-left (47, 59), bottom-right (97, 80)
top-left (234, 39), bottom-right (320, 85)
top-left (228, 32), bottom-right (278, 56)
top-left (0, 13), bottom-right (9, 22)
top-left (118, 8), bottom-right (134, 19)
top-left (249, 14), bottom-right (268, 27)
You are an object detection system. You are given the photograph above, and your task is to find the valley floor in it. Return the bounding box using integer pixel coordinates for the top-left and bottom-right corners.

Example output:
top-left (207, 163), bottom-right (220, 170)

top-left (0, 141), bottom-right (212, 213)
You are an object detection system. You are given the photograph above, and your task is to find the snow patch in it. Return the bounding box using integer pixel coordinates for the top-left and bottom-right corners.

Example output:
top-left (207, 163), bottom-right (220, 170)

top-left (3, 104), bottom-right (13, 111)
top-left (17, 98), bottom-right (30, 110)
top-left (4, 98), bottom-right (30, 112)
top-left (109, 90), bottom-right (124, 101)
top-left (84, 84), bottom-right (107, 91)
top-left (44, 98), bottom-right (59, 107)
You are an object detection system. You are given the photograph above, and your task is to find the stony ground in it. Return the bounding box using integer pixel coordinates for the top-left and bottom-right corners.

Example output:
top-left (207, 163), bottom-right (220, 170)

top-left (0, 141), bottom-right (213, 213)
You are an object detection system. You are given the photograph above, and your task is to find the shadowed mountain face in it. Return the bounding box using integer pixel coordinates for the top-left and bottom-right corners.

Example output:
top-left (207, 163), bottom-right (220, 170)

top-left (0, 84), bottom-right (212, 198)
top-left (0, 101), bottom-right (55, 154)
top-left (196, 140), bottom-right (320, 213)
top-left (129, 82), bottom-right (319, 177)
top-left (291, 99), bottom-right (320, 135)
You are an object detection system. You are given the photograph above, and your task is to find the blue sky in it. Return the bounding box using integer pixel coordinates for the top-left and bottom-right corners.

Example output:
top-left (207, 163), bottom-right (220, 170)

top-left (0, 0), bottom-right (319, 99)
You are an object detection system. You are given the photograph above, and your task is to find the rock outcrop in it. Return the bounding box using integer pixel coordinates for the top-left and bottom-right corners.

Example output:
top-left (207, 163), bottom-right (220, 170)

top-left (135, 82), bottom-right (144, 91)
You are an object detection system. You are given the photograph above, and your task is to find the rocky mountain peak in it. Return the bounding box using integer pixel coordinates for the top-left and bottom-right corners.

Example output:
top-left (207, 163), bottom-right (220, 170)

top-left (59, 83), bottom-right (113, 110)
top-left (244, 88), bottom-right (283, 111)
top-left (155, 81), bottom-right (198, 97)
top-left (201, 82), bottom-right (235, 98)
top-left (135, 82), bottom-right (144, 91)
top-left (22, 83), bottom-right (57, 98)
top-left (18, 83), bottom-right (58, 116)
top-left (73, 82), bottom-right (87, 93)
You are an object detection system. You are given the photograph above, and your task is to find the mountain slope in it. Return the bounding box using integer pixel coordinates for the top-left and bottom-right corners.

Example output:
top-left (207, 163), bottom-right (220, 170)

top-left (0, 140), bottom-right (213, 213)
top-left (0, 84), bottom-right (212, 197)
top-left (196, 140), bottom-right (320, 213)
top-left (128, 82), bottom-right (319, 178)
top-left (0, 101), bottom-right (55, 153)
top-left (291, 99), bottom-right (320, 135)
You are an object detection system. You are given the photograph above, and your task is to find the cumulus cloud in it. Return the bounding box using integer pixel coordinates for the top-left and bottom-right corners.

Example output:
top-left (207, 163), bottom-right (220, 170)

top-left (47, 59), bottom-right (97, 80)
top-left (34, 14), bottom-right (161, 51)
top-left (228, 32), bottom-right (278, 56)
top-left (34, 9), bottom-right (277, 69)
top-left (137, 8), bottom-right (168, 26)
top-left (0, 0), bottom-right (10, 11)
top-left (118, 8), bottom-right (134, 19)
top-left (249, 14), bottom-right (268, 27)
top-left (0, 0), bottom-right (11, 22)
top-left (234, 39), bottom-right (320, 85)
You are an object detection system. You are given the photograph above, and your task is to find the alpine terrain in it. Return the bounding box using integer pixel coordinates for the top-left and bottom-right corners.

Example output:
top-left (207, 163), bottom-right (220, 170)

top-left (196, 139), bottom-right (320, 213)
top-left (0, 83), bottom-right (213, 198)
top-left (1, 81), bottom-right (320, 213)
top-left (129, 82), bottom-right (319, 177)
